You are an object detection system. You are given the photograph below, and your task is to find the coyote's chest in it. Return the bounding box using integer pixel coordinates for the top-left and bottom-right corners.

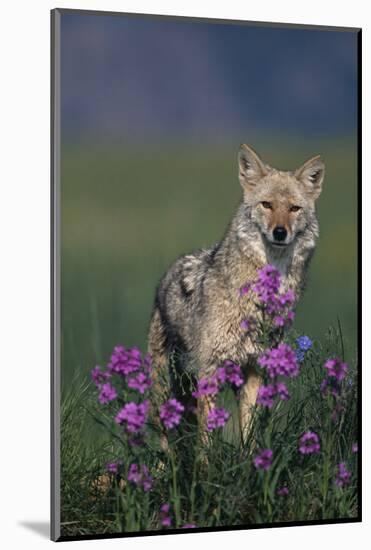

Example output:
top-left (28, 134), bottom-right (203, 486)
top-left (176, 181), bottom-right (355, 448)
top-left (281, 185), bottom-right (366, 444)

top-left (197, 266), bottom-right (293, 371)
top-left (198, 290), bottom-right (263, 369)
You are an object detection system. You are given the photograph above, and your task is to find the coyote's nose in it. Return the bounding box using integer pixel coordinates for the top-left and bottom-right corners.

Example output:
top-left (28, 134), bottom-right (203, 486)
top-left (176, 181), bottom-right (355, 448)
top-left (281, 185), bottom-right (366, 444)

top-left (273, 226), bottom-right (287, 242)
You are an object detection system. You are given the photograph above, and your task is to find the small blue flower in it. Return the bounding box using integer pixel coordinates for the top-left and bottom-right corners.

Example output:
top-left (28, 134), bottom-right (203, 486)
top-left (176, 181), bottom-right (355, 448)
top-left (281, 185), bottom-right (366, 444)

top-left (296, 335), bottom-right (313, 352)
top-left (296, 349), bottom-right (305, 363)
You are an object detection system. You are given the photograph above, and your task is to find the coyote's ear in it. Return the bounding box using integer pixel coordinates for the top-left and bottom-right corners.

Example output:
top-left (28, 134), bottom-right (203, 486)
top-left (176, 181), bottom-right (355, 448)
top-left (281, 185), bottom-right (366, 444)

top-left (238, 144), bottom-right (268, 190)
top-left (295, 155), bottom-right (325, 200)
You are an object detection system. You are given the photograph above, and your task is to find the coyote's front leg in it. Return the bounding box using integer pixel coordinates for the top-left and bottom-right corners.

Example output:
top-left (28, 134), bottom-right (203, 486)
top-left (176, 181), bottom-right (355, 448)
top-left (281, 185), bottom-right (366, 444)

top-left (197, 393), bottom-right (217, 445)
top-left (239, 364), bottom-right (261, 443)
top-left (148, 307), bottom-right (170, 451)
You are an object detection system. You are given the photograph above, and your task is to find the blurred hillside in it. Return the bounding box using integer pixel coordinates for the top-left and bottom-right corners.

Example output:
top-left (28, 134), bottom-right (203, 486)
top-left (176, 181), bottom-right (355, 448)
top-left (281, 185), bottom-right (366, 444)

top-left (61, 13), bottom-right (358, 144)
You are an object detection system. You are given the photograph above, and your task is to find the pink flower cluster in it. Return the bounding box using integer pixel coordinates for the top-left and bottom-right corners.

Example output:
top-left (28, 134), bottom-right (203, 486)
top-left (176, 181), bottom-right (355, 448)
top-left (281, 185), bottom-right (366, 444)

top-left (105, 460), bottom-right (122, 474)
top-left (320, 357), bottom-right (348, 399)
top-left (257, 343), bottom-right (299, 409)
top-left (253, 448), bottom-right (273, 470)
top-left (160, 503), bottom-right (172, 527)
top-left (160, 398), bottom-right (185, 429)
top-left (257, 381), bottom-right (290, 408)
top-left (97, 382), bottom-right (117, 404)
top-left (108, 345), bottom-right (152, 394)
top-left (239, 265), bottom-right (296, 329)
top-left (115, 400), bottom-right (149, 433)
top-left (108, 345), bottom-right (145, 375)
top-left (192, 375), bottom-right (219, 398)
top-left (217, 360), bottom-right (244, 387)
top-left (91, 366), bottom-right (117, 405)
top-left (190, 362), bottom-right (243, 432)
top-left (334, 462), bottom-right (351, 488)
top-left (91, 346), bottom-right (152, 405)
top-left (127, 463), bottom-right (153, 492)
top-left (192, 361), bottom-right (244, 399)
top-left (258, 343), bottom-right (299, 379)
top-left (206, 407), bottom-right (230, 431)
top-left (324, 358), bottom-right (348, 382)
top-left (298, 431), bottom-right (320, 455)
top-left (91, 365), bottom-right (111, 386)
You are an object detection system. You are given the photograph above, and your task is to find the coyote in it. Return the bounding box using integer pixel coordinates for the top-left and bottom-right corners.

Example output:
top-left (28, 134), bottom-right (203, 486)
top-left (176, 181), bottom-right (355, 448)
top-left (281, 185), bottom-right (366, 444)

top-left (148, 144), bottom-right (325, 438)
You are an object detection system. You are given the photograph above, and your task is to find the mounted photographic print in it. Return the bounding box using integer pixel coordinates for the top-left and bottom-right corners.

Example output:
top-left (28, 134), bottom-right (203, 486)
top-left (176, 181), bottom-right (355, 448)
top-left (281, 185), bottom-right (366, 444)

top-left (51, 8), bottom-right (361, 542)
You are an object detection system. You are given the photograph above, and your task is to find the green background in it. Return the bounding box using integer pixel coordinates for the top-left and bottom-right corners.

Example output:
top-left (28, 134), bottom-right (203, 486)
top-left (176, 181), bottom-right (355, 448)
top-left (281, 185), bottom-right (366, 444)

top-left (61, 138), bottom-right (357, 388)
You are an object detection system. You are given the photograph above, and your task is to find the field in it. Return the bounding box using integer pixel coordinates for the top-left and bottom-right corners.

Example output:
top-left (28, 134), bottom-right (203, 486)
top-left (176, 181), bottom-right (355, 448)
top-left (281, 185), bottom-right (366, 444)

top-left (60, 303), bottom-right (358, 537)
top-left (59, 140), bottom-right (358, 537)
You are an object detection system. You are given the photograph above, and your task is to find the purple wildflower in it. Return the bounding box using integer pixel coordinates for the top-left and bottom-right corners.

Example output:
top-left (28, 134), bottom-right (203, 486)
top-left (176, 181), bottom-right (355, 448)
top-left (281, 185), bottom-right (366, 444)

top-left (127, 463), bottom-right (141, 484)
top-left (298, 431), bottom-right (320, 455)
top-left (217, 361), bottom-right (244, 387)
top-left (161, 518), bottom-right (172, 528)
top-left (182, 523), bottom-right (197, 528)
top-left (141, 465), bottom-right (153, 492)
top-left (108, 345), bottom-right (143, 376)
top-left (296, 335), bottom-right (313, 351)
top-left (216, 367), bottom-right (227, 384)
top-left (334, 462), bottom-right (351, 488)
top-left (252, 265), bottom-right (296, 324)
top-left (258, 343), bottom-right (299, 379)
top-left (106, 460), bottom-right (121, 474)
top-left (91, 365), bottom-right (111, 387)
top-left (240, 319), bottom-right (250, 330)
top-left (98, 382), bottom-right (117, 404)
top-left (206, 407), bottom-right (230, 431)
top-left (286, 310), bottom-right (295, 323)
top-left (253, 449), bottom-right (273, 471)
top-left (324, 358), bottom-right (348, 382)
top-left (257, 382), bottom-right (290, 408)
top-left (192, 376), bottom-right (219, 398)
top-left (115, 400), bottom-right (149, 433)
top-left (277, 486), bottom-right (289, 497)
top-left (320, 378), bottom-right (340, 399)
top-left (277, 289), bottom-right (295, 307)
top-left (160, 503), bottom-right (172, 527)
top-left (257, 384), bottom-right (276, 408)
top-left (276, 381), bottom-right (290, 401)
top-left (274, 315), bottom-right (286, 327)
top-left (160, 398), bottom-right (185, 429)
top-left (127, 463), bottom-right (153, 492)
top-left (127, 371), bottom-right (152, 394)
top-left (238, 283), bottom-right (251, 297)
top-left (252, 265), bottom-right (281, 304)
top-left (352, 442), bottom-right (358, 453)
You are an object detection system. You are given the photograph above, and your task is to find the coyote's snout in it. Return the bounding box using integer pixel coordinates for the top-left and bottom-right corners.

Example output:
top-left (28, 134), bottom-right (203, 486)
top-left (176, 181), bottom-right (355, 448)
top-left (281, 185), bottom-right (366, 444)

top-left (148, 144), bottom-right (325, 438)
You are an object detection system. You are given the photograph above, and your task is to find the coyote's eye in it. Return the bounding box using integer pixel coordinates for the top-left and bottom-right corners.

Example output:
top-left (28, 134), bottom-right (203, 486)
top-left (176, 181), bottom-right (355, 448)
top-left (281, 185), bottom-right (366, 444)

top-left (290, 205), bottom-right (301, 213)
top-left (261, 201), bottom-right (272, 210)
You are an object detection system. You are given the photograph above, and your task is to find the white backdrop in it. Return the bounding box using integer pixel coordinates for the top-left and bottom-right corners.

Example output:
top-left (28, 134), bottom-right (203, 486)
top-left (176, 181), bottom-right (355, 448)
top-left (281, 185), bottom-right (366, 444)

top-left (0, 1), bottom-right (368, 548)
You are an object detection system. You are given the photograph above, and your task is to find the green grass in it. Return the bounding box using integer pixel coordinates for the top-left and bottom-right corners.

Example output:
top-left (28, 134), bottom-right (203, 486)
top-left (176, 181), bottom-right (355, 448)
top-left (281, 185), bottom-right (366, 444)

top-left (60, 325), bottom-right (358, 537)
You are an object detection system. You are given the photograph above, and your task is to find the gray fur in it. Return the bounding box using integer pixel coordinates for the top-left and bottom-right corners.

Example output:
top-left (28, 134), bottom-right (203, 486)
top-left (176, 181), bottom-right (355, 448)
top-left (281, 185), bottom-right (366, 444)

top-left (148, 144), bottom-right (325, 433)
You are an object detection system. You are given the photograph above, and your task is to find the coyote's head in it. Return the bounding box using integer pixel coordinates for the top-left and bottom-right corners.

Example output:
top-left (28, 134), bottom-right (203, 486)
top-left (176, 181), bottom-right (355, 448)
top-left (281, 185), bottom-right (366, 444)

top-left (238, 144), bottom-right (325, 249)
